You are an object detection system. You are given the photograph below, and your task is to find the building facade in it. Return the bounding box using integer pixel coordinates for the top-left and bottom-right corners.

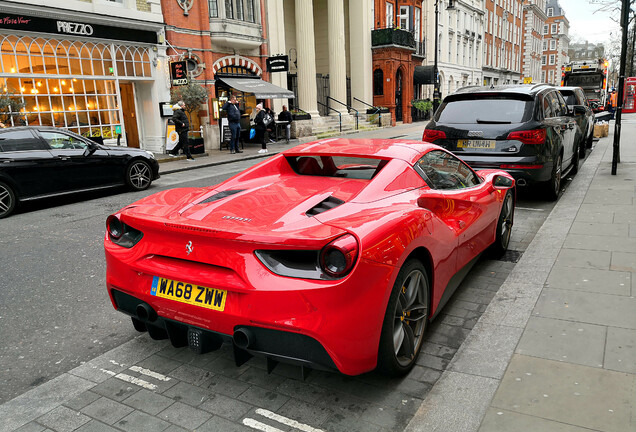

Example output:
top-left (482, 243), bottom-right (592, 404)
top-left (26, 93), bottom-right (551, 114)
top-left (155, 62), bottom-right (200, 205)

top-left (568, 41), bottom-right (604, 62)
top-left (520, 0), bottom-right (547, 83)
top-left (370, 0), bottom-right (425, 124)
top-left (540, 0), bottom-right (569, 85)
top-left (0, 0), bottom-right (167, 151)
top-left (424, 0), bottom-right (484, 98)
top-left (483, 0), bottom-right (523, 86)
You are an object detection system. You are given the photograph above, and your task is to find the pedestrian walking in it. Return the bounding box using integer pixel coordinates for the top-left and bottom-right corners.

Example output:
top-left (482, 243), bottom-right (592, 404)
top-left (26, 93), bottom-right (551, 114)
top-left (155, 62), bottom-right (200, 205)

top-left (170, 101), bottom-right (194, 161)
top-left (221, 94), bottom-right (243, 154)
top-left (254, 103), bottom-right (268, 153)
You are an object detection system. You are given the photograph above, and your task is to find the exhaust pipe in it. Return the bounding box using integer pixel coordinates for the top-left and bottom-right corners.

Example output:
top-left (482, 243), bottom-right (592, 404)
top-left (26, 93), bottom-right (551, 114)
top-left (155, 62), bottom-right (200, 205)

top-left (233, 328), bottom-right (254, 349)
top-left (516, 178), bottom-right (527, 187)
top-left (136, 303), bottom-right (157, 322)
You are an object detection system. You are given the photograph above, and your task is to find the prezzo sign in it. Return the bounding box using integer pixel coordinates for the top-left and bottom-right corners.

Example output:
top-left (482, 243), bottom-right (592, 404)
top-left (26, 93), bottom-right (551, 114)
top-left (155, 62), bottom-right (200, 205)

top-left (57, 21), bottom-right (94, 36)
top-left (0, 13), bottom-right (158, 44)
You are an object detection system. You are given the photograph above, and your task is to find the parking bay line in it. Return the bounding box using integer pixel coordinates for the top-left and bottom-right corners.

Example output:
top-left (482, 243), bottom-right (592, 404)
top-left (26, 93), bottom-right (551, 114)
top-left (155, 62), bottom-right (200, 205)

top-left (242, 408), bottom-right (325, 432)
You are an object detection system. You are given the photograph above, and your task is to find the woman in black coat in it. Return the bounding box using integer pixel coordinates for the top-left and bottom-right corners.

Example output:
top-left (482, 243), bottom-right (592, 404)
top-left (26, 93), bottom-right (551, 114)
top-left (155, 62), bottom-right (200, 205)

top-left (254, 103), bottom-right (268, 153)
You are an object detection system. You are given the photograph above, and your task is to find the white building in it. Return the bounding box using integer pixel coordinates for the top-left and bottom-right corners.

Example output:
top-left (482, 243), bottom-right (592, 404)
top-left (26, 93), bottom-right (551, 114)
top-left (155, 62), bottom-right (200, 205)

top-left (423, 0), bottom-right (485, 98)
top-left (520, 0), bottom-right (547, 83)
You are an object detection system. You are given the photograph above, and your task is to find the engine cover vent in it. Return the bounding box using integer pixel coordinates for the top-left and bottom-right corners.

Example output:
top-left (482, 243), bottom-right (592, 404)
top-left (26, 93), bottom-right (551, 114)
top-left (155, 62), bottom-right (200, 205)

top-left (199, 190), bottom-right (245, 204)
top-left (306, 196), bottom-right (345, 216)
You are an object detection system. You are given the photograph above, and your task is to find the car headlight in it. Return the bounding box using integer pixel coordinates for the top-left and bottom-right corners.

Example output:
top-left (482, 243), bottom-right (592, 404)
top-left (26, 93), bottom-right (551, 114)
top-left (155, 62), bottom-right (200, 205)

top-left (106, 215), bottom-right (143, 248)
top-left (255, 234), bottom-right (359, 280)
top-left (145, 151), bottom-right (156, 159)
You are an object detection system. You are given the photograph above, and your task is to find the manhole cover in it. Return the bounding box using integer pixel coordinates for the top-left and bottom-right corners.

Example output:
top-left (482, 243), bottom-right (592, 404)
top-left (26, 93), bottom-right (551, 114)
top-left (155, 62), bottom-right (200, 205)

top-left (499, 250), bottom-right (523, 263)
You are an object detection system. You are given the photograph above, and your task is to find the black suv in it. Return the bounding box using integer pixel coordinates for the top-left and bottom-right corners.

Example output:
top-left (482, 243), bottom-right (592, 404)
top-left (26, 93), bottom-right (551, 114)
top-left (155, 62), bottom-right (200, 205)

top-left (0, 126), bottom-right (160, 218)
top-left (423, 84), bottom-right (582, 200)
top-left (558, 86), bottom-right (595, 156)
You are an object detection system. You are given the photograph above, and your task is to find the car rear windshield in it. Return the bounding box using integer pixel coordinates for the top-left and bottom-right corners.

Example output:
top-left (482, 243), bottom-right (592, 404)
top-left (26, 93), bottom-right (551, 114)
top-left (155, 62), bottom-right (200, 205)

top-left (436, 95), bottom-right (533, 124)
top-left (287, 155), bottom-right (387, 180)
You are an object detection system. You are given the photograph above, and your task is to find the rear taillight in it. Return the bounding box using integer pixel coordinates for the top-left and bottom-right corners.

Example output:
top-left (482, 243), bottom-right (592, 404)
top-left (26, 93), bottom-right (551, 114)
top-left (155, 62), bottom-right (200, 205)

top-left (319, 234), bottom-right (358, 278)
top-left (106, 215), bottom-right (143, 248)
top-left (506, 129), bottom-right (546, 145)
top-left (422, 129), bottom-right (447, 142)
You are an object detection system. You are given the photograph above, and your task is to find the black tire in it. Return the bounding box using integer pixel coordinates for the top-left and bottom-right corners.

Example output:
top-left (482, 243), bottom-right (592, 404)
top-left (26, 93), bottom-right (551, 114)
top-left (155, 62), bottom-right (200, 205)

top-left (579, 137), bottom-right (587, 159)
top-left (586, 131), bottom-right (593, 149)
top-left (489, 191), bottom-right (514, 257)
top-left (544, 153), bottom-right (562, 202)
top-left (377, 259), bottom-right (429, 377)
top-left (0, 181), bottom-right (16, 219)
top-left (126, 160), bottom-right (153, 191)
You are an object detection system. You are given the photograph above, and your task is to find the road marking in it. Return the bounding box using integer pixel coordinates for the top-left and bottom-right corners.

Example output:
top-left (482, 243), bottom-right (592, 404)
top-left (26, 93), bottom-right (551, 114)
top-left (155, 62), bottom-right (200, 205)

top-left (99, 369), bottom-right (157, 390)
top-left (255, 408), bottom-right (325, 432)
top-left (243, 418), bottom-right (285, 432)
top-left (515, 207), bottom-right (545, 212)
top-left (129, 365), bottom-right (171, 381)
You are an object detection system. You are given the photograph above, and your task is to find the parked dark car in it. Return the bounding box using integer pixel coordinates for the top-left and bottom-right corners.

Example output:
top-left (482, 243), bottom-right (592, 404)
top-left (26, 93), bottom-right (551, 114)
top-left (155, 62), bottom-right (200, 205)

top-left (422, 84), bottom-right (581, 201)
top-left (0, 126), bottom-right (160, 218)
top-left (558, 86), bottom-right (596, 156)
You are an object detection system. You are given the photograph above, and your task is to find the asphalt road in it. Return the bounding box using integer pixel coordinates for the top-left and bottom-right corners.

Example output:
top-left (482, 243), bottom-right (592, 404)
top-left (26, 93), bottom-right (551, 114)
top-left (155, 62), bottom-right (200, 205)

top-left (0, 148), bottom-right (587, 411)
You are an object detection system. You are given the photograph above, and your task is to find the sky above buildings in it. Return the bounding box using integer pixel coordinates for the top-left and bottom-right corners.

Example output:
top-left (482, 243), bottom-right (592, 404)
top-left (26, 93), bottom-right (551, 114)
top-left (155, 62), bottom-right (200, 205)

top-left (558, 0), bottom-right (622, 46)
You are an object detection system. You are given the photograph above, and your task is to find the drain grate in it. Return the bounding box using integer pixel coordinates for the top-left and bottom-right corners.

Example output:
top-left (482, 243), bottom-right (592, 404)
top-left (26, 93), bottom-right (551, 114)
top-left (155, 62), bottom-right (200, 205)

top-left (499, 250), bottom-right (523, 263)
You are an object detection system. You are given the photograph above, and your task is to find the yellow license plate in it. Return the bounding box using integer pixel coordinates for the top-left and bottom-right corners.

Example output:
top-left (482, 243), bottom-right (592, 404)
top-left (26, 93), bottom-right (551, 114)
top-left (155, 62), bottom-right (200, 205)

top-left (150, 276), bottom-right (227, 311)
top-left (457, 139), bottom-right (496, 149)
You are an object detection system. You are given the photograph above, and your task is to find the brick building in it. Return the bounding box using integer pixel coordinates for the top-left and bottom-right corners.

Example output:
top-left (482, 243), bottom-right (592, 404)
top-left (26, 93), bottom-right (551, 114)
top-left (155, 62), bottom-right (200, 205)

top-left (483, 0), bottom-right (523, 86)
top-left (540, 0), bottom-right (569, 85)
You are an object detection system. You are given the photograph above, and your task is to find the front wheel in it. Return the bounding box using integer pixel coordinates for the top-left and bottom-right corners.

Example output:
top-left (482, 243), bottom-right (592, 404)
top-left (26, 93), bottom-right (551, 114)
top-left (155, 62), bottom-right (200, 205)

top-left (0, 181), bottom-right (16, 218)
top-left (377, 259), bottom-right (429, 377)
top-left (126, 160), bottom-right (152, 191)
top-left (489, 191), bottom-right (514, 257)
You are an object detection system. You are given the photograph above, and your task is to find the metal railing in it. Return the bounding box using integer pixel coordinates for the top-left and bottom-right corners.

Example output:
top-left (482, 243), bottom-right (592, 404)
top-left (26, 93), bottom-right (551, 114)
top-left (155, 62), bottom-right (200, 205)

top-left (354, 97), bottom-right (383, 127)
top-left (317, 100), bottom-right (341, 132)
top-left (327, 96), bottom-right (359, 130)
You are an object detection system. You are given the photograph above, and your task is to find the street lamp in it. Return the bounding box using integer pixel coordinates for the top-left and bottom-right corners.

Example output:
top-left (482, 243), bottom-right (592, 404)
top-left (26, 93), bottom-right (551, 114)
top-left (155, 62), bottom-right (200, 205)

top-left (433, 0), bottom-right (455, 112)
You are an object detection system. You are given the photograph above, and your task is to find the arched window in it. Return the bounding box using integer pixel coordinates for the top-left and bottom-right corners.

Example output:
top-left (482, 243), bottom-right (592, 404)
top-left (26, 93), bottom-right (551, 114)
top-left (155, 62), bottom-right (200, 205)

top-left (373, 69), bottom-right (384, 96)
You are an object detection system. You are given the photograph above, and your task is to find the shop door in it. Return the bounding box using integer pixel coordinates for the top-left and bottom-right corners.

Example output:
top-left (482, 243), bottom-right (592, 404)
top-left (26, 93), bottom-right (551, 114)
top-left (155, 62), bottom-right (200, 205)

top-left (119, 82), bottom-right (140, 148)
top-left (395, 69), bottom-right (403, 122)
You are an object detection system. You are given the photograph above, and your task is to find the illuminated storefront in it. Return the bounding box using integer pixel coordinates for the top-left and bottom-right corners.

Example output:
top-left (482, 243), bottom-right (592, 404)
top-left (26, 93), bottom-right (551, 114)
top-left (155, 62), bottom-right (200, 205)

top-left (0, 9), bottom-right (166, 149)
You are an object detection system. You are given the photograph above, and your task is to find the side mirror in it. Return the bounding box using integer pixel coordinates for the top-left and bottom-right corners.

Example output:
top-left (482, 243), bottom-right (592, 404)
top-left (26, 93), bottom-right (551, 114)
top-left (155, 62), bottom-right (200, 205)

top-left (493, 175), bottom-right (514, 189)
top-left (572, 105), bottom-right (586, 116)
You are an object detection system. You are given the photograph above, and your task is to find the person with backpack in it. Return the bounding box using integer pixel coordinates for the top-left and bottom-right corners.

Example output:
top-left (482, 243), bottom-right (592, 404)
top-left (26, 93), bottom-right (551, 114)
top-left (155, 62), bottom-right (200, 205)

top-left (221, 94), bottom-right (243, 154)
top-left (254, 103), bottom-right (271, 153)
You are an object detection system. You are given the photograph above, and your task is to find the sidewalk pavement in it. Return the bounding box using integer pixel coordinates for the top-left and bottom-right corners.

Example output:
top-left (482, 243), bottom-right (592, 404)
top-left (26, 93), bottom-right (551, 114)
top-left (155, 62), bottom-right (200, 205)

top-left (153, 122), bottom-right (425, 175)
top-left (406, 116), bottom-right (636, 432)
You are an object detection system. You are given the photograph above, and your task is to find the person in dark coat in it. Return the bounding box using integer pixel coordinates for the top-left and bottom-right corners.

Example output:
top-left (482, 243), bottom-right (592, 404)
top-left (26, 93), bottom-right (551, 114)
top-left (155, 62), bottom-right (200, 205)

top-left (278, 105), bottom-right (292, 142)
top-left (221, 94), bottom-right (243, 154)
top-left (170, 101), bottom-right (193, 160)
top-left (254, 103), bottom-right (268, 153)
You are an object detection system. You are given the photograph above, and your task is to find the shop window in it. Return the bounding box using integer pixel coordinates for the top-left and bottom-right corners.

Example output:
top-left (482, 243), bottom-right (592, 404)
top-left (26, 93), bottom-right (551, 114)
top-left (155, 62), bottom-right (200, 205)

top-left (373, 69), bottom-right (384, 96)
top-left (0, 34), bottom-right (149, 141)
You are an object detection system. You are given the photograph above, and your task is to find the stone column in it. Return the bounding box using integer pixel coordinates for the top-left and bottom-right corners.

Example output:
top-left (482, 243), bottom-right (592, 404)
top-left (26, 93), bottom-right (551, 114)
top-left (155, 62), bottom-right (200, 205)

top-left (328, 0), bottom-right (347, 114)
top-left (295, 0), bottom-right (320, 117)
top-left (266, 0), bottom-right (288, 113)
top-left (349, 0), bottom-right (373, 111)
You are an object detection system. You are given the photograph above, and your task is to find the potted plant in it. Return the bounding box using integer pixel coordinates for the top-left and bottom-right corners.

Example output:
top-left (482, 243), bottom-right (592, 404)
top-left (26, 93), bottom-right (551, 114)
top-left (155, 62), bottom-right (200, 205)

top-left (411, 99), bottom-right (433, 120)
top-left (291, 108), bottom-right (311, 120)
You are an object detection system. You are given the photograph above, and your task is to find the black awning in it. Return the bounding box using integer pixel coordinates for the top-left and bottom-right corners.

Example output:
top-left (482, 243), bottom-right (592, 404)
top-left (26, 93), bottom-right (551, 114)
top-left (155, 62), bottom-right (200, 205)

top-left (218, 77), bottom-right (295, 99)
top-left (414, 65), bottom-right (435, 85)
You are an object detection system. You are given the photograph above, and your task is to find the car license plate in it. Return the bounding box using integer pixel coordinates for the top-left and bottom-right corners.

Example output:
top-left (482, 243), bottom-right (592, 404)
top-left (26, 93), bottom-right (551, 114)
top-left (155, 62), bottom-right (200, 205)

top-left (457, 139), bottom-right (496, 149)
top-left (150, 276), bottom-right (227, 311)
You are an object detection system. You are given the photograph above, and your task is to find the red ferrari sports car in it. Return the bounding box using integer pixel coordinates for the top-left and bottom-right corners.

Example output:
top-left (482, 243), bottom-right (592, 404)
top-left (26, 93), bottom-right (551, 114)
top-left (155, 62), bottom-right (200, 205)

top-left (104, 139), bottom-right (515, 377)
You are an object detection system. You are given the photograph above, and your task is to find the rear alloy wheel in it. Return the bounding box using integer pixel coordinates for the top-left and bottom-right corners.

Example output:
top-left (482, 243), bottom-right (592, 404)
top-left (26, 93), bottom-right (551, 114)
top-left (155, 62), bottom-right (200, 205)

top-left (490, 191), bottom-right (514, 257)
top-left (545, 154), bottom-right (562, 201)
top-left (377, 259), bottom-right (429, 376)
top-left (0, 181), bottom-right (16, 219)
top-left (126, 160), bottom-right (152, 191)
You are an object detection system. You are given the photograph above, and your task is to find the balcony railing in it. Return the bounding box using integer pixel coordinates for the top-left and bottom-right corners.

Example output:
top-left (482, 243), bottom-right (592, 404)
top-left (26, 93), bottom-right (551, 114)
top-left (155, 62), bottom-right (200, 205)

top-left (371, 27), bottom-right (415, 50)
